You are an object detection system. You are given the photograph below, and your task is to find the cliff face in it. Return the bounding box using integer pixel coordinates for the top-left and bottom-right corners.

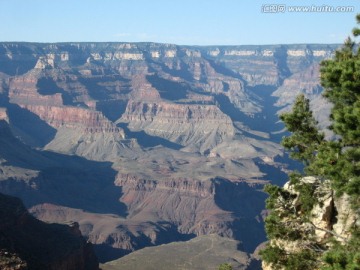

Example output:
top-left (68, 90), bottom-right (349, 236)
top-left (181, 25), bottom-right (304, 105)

top-left (0, 42), bottom-right (340, 266)
top-left (1, 43), bottom-right (336, 150)
top-left (120, 100), bottom-right (234, 152)
top-left (116, 175), bottom-right (233, 237)
top-left (262, 177), bottom-right (359, 270)
top-left (8, 71), bottom-right (123, 133)
top-left (0, 192), bottom-right (99, 270)
top-left (30, 175), bottom-right (267, 262)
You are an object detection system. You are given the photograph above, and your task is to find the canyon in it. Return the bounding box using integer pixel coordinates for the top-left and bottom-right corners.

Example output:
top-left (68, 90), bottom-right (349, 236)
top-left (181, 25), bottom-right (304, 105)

top-left (0, 42), bottom-right (338, 268)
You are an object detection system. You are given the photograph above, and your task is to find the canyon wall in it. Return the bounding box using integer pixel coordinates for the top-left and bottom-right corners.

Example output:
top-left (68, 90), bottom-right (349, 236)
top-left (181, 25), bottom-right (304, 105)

top-left (0, 42), bottom-right (339, 267)
top-left (0, 192), bottom-right (99, 270)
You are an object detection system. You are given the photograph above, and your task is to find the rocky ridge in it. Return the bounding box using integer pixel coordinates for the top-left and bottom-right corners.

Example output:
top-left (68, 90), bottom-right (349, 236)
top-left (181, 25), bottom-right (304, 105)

top-left (0, 192), bottom-right (99, 270)
top-left (102, 235), bottom-right (259, 270)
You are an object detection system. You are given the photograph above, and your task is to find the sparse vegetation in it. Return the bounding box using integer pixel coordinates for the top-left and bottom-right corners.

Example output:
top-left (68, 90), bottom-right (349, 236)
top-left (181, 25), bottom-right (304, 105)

top-left (218, 263), bottom-right (233, 270)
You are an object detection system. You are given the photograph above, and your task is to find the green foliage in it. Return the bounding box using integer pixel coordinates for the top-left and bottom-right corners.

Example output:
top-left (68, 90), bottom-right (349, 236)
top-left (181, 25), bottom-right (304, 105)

top-left (284, 250), bottom-right (319, 270)
top-left (264, 213), bottom-right (303, 241)
top-left (263, 183), bottom-right (308, 241)
top-left (260, 245), bottom-right (318, 270)
top-left (318, 24), bottom-right (360, 199)
top-left (354, 14), bottom-right (360, 37)
top-left (262, 14), bottom-right (360, 270)
top-left (261, 92), bottom-right (336, 268)
top-left (321, 234), bottom-right (360, 270)
top-left (293, 181), bottom-right (317, 214)
top-left (260, 245), bottom-right (287, 268)
top-left (218, 263), bottom-right (233, 270)
top-left (308, 144), bottom-right (360, 199)
top-left (320, 40), bottom-right (360, 147)
top-left (280, 94), bottom-right (325, 165)
top-left (278, 16), bottom-right (360, 199)
top-left (264, 184), bottom-right (294, 210)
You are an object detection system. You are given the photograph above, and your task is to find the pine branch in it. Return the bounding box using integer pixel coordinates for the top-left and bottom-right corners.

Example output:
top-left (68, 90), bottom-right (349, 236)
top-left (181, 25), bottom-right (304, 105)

top-left (308, 221), bottom-right (348, 241)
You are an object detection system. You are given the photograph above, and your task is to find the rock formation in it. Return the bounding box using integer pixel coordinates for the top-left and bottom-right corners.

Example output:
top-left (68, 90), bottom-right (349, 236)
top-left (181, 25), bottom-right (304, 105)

top-left (119, 100), bottom-right (234, 153)
top-left (262, 177), bottom-right (359, 270)
top-left (0, 192), bottom-right (99, 270)
top-left (102, 235), bottom-right (259, 270)
top-left (0, 42), bottom-right (340, 267)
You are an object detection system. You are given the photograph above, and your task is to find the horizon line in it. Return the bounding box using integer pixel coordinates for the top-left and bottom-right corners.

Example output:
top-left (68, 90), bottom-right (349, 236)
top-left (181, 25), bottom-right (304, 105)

top-left (0, 41), bottom-right (343, 47)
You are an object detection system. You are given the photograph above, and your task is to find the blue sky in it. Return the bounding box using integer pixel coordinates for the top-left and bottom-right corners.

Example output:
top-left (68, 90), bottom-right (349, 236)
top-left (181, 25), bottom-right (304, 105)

top-left (1, 0), bottom-right (359, 45)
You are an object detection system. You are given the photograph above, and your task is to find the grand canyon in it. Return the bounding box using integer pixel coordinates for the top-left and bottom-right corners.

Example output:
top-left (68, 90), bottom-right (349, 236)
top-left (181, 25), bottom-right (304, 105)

top-left (0, 42), bottom-right (338, 269)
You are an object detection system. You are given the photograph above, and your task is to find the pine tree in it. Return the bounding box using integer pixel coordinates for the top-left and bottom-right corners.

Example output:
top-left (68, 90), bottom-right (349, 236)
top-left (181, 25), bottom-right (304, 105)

top-left (279, 94), bottom-right (325, 166)
top-left (261, 14), bottom-right (360, 270)
top-left (319, 15), bottom-right (360, 200)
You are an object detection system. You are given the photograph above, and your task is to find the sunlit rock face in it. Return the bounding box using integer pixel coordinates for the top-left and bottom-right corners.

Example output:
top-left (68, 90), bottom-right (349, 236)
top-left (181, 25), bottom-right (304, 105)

top-left (262, 177), bottom-right (359, 270)
top-left (0, 42), bottom-right (338, 266)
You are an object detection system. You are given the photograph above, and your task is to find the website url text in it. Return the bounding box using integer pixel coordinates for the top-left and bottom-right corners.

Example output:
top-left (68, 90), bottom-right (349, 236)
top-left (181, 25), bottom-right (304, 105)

top-left (261, 4), bottom-right (355, 13)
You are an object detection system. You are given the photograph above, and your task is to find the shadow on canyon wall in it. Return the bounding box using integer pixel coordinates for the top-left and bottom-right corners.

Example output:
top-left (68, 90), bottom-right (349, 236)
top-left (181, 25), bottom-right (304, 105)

top-left (118, 122), bottom-right (183, 150)
top-left (215, 85), bottom-right (285, 142)
top-left (94, 223), bottom-right (196, 263)
top-left (7, 103), bottom-right (57, 148)
top-left (0, 120), bottom-right (127, 217)
top-left (213, 178), bottom-right (267, 253)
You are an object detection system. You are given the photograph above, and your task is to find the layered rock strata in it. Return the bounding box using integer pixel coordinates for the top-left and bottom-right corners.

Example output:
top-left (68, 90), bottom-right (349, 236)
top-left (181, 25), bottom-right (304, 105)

top-left (0, 42), bottom-right (340, 267)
